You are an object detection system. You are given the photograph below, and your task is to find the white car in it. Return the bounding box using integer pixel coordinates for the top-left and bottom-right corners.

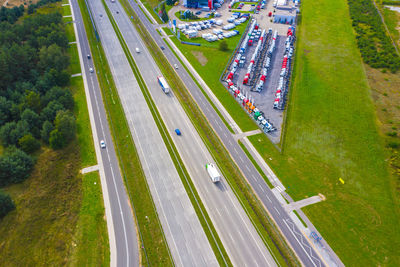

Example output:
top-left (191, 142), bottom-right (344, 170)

top-left (89, 67), bottom-right (94, 73)
top-left (100, 140), bottom-right (106, 149)
top-left (174, 64), bottom-right (178, 69)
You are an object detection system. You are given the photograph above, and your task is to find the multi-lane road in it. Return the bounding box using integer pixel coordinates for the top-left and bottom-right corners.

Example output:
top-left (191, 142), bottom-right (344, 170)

top-left (124, 1), bottom-right (326, 266)
top-left (105, 0), bottom-right (278, 266)
top-left (73, 0), bottom-right (327, 265)
top-left (70, 0), bottom-right (139, 266)
top-left (84, 0), bottom-right (219, 266)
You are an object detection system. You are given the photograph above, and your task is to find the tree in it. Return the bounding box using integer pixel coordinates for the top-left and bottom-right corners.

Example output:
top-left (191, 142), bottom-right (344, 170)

top-left (0, 191), bottom-right (15, 219)
top-left (0, 120), bottom-right (29, 147)
top-left (0, 147), bottom-right (34, 186)
top-left (19, 134), bottom-right (40, 153)
top-left (40, 100), bottom-right (64, 123)
top-left (219, 40), bottom-right (228, 51)
top-left (160, 4), bottom-right (169, 22)
top-left (21, 108), bottom-right (40, 137)
top-left (0, 96), bottom-right (12, 126)
top-left (43, 86), bottom-right (74, 110)
top-left (24, 91), bottom-right (41, 113)
top-left (41, 120), bottom-right (54, 144)
top-left (49, 129), bottom-right (64, 149)
top-left (38, 44), bottom-right (69, 72)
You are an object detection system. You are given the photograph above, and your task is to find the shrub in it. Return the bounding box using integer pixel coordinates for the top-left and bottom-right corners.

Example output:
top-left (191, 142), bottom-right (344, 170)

top-left (0, 148), bottom-right (34, 186)
top-left (0, 191), bottom-right (15, 219)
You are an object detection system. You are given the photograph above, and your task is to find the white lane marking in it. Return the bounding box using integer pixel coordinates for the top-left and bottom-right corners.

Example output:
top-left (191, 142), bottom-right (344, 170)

top-left (282, 219), bottom-right (320, 267)
top-left (274, 207), bottom-right (281, 216)
top-left (266, 194), bottom-right (272, 203)
top-left (258, 184), bottom-right (265, 193)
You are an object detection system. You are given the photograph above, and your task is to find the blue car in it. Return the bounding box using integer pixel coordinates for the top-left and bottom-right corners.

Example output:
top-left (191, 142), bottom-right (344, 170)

top-left (175, 129), bottom-right (181, 136)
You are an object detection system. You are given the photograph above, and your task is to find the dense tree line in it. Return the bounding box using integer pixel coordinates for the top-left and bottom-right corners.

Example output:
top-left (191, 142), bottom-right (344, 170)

top-left (347, 0), bottom-right (400, 72)
top-left (0, 3), bottom-right (75, 218)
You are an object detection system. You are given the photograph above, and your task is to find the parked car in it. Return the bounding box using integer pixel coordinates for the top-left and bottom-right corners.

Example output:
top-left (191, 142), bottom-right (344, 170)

top-left (195, 11), bottom-right (201, 15)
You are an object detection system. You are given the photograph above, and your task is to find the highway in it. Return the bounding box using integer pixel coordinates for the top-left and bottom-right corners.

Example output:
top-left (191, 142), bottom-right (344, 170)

top-left (84, 0), bottom-right (218, 266)
top-left (106, 0), bottom-right (278, 266)
top-left (69, 0), bottom-right (139, 266)
top-left (125, 1), bottom-right (326, 266)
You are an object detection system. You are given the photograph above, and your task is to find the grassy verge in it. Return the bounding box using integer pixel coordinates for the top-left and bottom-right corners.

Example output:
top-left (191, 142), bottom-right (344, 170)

top-left (65, 22), bottom-right (76, 42)
top-left (162, 36), bottom-right (235, 134)
top-left (77, 0), bottom-right (173, 265)
top-left (169, 32), bottom-right (258, 132)
top-left (62, 4), bottom-right (72, 15)
top-left (103, 2), bottom-right (231, 265)
top-left (68, 45), bottom-right (82, 74)
top-left (139, 0), bottom-right (163, 24)
top-left (248, 0), bottom-right (400, 265)
top-left (68, 171), bottom-right (109, 266)
top-left (119, 1), bottom-right (299, 266)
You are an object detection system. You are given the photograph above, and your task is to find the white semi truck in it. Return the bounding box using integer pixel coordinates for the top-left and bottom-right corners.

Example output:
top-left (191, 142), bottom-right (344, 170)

top-left (206, 163), bottom-right (221, 183)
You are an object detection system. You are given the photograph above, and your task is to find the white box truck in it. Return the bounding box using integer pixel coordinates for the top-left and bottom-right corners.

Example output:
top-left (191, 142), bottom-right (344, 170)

top-left (157, 76), bottom-right (170, 94)
top-left (206, 163), bottom-right (221, 183)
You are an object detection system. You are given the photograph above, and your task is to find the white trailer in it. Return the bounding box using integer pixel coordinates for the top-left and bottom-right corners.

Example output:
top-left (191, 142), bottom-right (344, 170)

top-left (206, 163), bottom-right (221, 183)
top-left (157, 76), bottom-right (170, 94)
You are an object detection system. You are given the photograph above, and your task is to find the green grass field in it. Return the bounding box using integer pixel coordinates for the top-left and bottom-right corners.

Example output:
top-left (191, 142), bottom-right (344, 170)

top-left (248, 0), bottom-right (400, 265)
top-left (169, 22), bottom-right (258, 132)
top-left (381, 6), bottom-right (400, 48)
top-left (68, 172), bottom-right (109, 266)
top-left (0, 144), bottom-right (82, 266)
top-left (68, 45), bottom-right (82, 74)
top-left (65, 22), bottom-right (76, 42)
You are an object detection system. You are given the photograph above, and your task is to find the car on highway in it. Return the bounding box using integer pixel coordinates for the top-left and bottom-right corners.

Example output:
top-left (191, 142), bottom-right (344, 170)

top-left (87, 54), bottom-right (91, 59)
top-left (160, 46), bottom-right (165, 50)
top-left (89, 67), bottom-right (94, 73)
top-left (174, 64), bottom-right (178, 69)
top-left (100, 140), bottom-right (106, 148)
top-left (175, 129), bottom-right (181, 136)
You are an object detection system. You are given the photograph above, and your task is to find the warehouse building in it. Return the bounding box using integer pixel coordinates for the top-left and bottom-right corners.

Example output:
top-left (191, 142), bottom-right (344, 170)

top-left (183, 0), bottom-right (213, 9)
top-left (273, 0), bottom-right (297, 24)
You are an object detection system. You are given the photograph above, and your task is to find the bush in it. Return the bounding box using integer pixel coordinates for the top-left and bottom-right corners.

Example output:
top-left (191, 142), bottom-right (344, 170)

top-left (219, 40), bottom-right (228, 51)
top-left (387, 141), bottom-right (400, 149)
top-left (19, 134), bottom-right (40, 153)
top-left (0, 148), bottom-right (34, 186)
top-left (0, 191), bottom-right (15, 219)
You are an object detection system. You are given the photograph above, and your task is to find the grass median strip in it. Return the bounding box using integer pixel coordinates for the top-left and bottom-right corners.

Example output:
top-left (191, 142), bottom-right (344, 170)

top-left (118, 1), bottom-right (299, 266)
top-left (77, 0), bottom-right (173, 265)
top-left (103, 2), bottom-right (231, 265)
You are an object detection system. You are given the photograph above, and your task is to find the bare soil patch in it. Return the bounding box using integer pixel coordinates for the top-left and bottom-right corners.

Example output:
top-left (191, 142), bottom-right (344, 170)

top-left (191, 50), bottom-right (208, 66)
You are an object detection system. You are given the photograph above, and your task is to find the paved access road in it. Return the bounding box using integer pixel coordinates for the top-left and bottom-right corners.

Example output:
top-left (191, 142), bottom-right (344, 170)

top-left (125, 1), bottom-right (326, 266)
top-left (70, 0), bottom-right (139, 266)
top-left (85, 0), bottom-right (218, 266)
top-left (106, 0), bottom-right (278, 266)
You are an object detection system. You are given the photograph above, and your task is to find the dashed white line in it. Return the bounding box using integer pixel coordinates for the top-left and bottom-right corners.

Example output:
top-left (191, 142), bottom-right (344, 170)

top-left (274, 206), bottom-right (281, 216)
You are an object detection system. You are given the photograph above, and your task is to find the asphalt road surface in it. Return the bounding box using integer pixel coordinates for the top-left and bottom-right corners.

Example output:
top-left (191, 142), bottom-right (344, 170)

top-left (126, 1), bottom-right (326, 266)
top-left (85, 0), bottom-right (218, 266)
top-left (70, 0), bottom-right (139, 266)
top-left (106, 0), bottom-right (278, 266)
